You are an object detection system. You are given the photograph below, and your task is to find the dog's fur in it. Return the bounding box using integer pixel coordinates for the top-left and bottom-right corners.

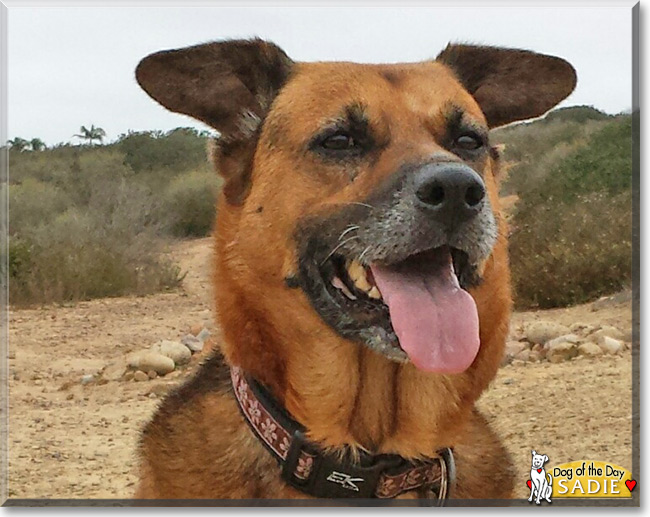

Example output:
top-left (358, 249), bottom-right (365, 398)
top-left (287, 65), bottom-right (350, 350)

top-left (134, 39), bottom-right (576, 500)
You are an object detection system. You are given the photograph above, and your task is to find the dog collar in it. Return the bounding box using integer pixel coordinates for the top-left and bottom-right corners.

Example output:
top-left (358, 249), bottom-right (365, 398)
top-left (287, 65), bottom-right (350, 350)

top-left (230, 366), bottom-right (455, 501)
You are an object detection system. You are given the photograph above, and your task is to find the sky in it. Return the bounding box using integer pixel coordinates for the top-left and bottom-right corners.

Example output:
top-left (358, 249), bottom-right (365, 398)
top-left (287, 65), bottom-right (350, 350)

top-left (7, 2), bottom-right (635, 146)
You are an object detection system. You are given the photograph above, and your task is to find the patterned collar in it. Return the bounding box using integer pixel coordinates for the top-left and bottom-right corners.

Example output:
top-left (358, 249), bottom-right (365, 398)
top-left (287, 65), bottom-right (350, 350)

top-left (230, 366), bottom-right (455, 501)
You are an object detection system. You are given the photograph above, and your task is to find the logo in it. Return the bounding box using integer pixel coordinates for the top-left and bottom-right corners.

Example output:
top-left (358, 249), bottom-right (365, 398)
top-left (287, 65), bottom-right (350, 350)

top-left (551, 460), bottom-right (635, 498)
top-left (326, 471), bottom-right (365, 492)
top-left (527, 450), bottom-right (553, 505)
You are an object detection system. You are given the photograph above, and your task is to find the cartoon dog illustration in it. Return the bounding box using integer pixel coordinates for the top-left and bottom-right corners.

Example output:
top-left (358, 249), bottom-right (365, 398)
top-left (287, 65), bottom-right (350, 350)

top-left (528, 450), bottom-right (553, 504)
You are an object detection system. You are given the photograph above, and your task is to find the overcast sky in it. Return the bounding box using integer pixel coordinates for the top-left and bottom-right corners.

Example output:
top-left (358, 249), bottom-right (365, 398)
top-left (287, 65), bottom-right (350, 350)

top-left (7, 2), bottom-right (635, 146)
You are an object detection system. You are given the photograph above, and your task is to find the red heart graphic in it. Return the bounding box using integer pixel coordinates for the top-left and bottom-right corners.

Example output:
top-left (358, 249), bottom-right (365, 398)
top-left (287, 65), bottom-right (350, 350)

top-left (527, 480), bottom-right (532, 489)
top-left (537, 468), bottom-right (542, 473)
top-left (625, 479), bottom-right (637, 492)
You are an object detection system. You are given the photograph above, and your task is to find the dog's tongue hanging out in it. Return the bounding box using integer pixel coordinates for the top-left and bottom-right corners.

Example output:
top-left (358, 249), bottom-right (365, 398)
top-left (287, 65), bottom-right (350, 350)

top-left (370, 248), bottom-right (480, 373)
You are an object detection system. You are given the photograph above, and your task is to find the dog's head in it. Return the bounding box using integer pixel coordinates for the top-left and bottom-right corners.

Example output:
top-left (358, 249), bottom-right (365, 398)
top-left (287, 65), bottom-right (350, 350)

top-left (136, 39), bottom-right (575, 397)
top-left (531, 450), bottom-right (549, 469)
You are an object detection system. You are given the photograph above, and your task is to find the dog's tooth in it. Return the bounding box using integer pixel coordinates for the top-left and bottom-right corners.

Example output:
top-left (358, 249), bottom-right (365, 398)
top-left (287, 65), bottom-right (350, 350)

top-left (347, 260), bottom-right (365, 281)
top-left (368, 286), bottom-right (381, 300)
top-left (331, 276), bottom-right (357, 300)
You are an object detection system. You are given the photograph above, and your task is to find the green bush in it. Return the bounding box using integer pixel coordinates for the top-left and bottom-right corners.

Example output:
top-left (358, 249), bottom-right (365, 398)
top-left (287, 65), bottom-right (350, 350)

top-left (507, 117), bottom-right (633, 309)
top-left (9, 179), bottom-right (71, 234)
top-left (159, 170), bottom-right (220, 237)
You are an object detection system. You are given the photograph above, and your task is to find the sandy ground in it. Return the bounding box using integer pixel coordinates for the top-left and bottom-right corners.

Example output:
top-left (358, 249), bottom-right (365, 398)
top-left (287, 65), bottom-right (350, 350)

top-left (6, 238), bottom-right (634, 501)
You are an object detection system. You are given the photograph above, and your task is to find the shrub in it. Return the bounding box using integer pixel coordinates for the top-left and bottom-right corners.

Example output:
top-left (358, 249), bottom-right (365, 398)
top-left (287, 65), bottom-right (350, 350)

top-left (9, 208), bottom-right (182, 307)
top-left (9, 179), bottom-right (71, 235)
top-left (159, 170), bottom-right (220, 237)
top-left (508, 117), bottom-right (632, 309)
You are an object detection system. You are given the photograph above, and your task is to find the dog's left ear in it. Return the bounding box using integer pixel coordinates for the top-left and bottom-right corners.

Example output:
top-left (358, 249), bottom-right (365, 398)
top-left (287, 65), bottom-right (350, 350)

top-left (437, 44), bottom-right (576, 128)
top-left (543, 455), bottom-right (549, 463)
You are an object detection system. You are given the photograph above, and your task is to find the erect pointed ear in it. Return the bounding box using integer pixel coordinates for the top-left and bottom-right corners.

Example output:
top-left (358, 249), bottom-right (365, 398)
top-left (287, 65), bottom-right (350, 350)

top-left (532, 450), bottom-right (537, 456)
top-left (437, 44), bottom-right (577, 128)
top-left (136, 38), bottom-right (293, 137)
top-left (544, 455), bottom-right (549, 463)
top-left (136, 39), bottom-right (293, 204)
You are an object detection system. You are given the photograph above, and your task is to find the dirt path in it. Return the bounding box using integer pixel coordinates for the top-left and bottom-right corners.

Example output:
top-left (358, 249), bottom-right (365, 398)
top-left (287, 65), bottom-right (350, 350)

top-left (6, 238), bottom-right (634, 500)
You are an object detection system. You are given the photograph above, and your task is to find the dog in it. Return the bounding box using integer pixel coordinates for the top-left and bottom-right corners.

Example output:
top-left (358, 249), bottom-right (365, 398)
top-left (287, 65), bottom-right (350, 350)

top-left (133, 39), bottom-right (575, 500)
top-left (528, 450), bottom-right (553, 504)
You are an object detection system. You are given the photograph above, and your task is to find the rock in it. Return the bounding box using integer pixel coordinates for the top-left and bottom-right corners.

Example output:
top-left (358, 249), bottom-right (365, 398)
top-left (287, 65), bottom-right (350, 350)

top-left (621, 327), bottom-right (633, 343)
top-left (131, 352), bottom-right (175, 376)
top-left (148, 384), bottom-right (171, 397)
top-left (578, 343), bottom-right (604, 358)
top-left (134, 371), bottom-right (149, 382)
top-left (503, 378), bottom-right (514, 385)
top-left (545, 334), bottom-right (580, 350)
top-left (531, 343), bottom-right (545, 354)
top-left (596, 336), bottom-right (624, 355)
top-left (151, 340), bottom-right (191, 366)
top-left (514, 349), bottom-right (531, 362)
top-left (528, 350), bottom-right (542, 362)
top-left (190, 324), bottom-right (203, 337)
top-left (147, 370), bottom-right (158, 380)
top-left (197, 328), bottom-right (211, 342)
top-left (591, 326), bottom-right (625, 342)
top-left (102, 360), bottom-right (128, 382)
top-left (500, 354), bottom-right (513, 367)
top-left (525, 322), bottom-right (571, 345)
top-left (505, 341), bottom-right (528, 356)
top-left (511, 359), bottom-right (526, 367)
top-left (569, 323), bottom-right (597, 336)
top-left (181, 334), bottom-right (204, 353)
top-left (546, 342), bottom-right (578, 363)
top-left (80, 374), bottom-right (95, 385)
top-left (123, 371), bottom-right (134, 382)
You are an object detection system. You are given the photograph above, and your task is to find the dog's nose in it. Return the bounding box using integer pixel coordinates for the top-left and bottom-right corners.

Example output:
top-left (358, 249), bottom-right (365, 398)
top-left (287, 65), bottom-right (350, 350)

top-left (413, 162), bottom-right (486, 226)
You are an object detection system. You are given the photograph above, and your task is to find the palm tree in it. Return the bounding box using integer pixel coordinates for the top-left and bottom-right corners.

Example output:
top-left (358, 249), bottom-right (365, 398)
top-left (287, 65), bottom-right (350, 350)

top-left (7, 137), bottom-right (29, 152)
top-left (73, 125), bottom-right (106, 146)
top-left (29, 138), bottom-right (46, 151)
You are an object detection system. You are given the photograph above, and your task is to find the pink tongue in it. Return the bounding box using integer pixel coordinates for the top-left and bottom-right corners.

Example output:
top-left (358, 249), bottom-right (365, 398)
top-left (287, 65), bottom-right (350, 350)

top-left (370, 250), bottom-right (480, 374)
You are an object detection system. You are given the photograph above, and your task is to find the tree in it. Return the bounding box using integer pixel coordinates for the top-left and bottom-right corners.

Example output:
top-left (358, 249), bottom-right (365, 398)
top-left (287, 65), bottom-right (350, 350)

top-left (7, 137), bottom-right (29, 152)
top-left (73, 125), bottom-right (106, 146)
top-left (29, 138), bottom-right (46, 151)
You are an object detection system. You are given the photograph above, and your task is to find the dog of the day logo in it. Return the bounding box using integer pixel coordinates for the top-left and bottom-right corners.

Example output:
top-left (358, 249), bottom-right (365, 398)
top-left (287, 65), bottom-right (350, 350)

top-left (526, 452), bottom-right (636, 501)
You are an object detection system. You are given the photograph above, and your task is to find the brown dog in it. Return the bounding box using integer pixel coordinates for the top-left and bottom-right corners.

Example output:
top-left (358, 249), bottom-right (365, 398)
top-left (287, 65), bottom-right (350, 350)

top-left (134, 39), bottom-right (575, 501)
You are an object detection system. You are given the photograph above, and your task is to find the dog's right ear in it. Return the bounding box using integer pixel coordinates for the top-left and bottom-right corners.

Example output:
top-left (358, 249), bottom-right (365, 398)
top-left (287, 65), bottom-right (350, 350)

top-left (136, 39), bottom-right (293, 204)
top-left (531, 450), bottom-right (537, 456)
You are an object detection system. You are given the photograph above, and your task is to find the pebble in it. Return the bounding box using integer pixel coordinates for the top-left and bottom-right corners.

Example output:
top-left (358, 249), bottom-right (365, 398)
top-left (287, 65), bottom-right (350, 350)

top-left (181, 334), bottom-right (204, 353)
top-left (102, 360), bottom-right (128, 382)
top-left (591, 326), bottom-right (626, 343)
top-left (505, 341), bottom-right (528, 356)
top-left (525, 321), bottom-right (571, 345)
top-left (578, 342), bottom-right (604, 357)
top-left (196, 328), bottom-right (211, 342)
top-left (546, 342), bottom-right (578, 363)
top-left (514, 349), bottom-right (531, 362)
top-left (147, 370), bottom-right (158, 380)
top-left (545, 334), bottom-right (580, 350)
top-left (132, 352), bottom-right (175, 376)
top-left (596, 336), bottom-right (624, 355)
top-left (80, 375), bottom-right (95, 385)
top-left (133, 371), bottom-right (149, 382)
top-left (151, 340), bottom-right (191, 366)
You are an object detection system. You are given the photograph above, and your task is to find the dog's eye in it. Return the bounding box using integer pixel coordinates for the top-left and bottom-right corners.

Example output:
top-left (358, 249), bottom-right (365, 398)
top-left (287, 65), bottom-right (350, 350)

top-left (321, 132), bottom-right (356, 151)
top-left (454, 134), bottom-right (483, 151)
